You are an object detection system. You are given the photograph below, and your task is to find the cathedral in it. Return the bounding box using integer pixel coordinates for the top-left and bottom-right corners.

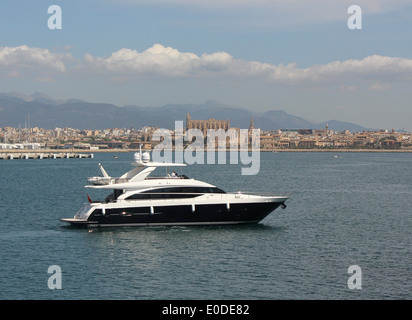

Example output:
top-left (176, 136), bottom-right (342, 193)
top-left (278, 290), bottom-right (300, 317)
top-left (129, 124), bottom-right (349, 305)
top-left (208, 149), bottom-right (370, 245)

top-left (185, 113), bottom-right (230, 135)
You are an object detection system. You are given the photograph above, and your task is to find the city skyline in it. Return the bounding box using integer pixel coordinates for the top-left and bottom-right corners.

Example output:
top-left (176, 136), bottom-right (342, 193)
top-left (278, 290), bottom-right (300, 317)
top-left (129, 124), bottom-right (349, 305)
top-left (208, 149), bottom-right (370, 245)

top-left (1, 1), bottom-right (412, 130)
top-left (2, 114), bottom-right (411, 152)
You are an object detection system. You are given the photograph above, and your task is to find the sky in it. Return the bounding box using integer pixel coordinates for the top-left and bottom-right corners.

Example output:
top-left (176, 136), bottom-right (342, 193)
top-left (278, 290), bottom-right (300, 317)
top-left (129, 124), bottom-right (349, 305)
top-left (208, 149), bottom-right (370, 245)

top-left (0, 0), bottom-right (412, 130)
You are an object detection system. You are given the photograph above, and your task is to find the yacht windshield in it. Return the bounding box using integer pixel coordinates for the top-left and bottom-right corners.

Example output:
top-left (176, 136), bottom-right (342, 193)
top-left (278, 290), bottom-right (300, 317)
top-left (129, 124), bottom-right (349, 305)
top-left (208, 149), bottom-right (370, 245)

top-left (105, 189), bottom-right (123, 202)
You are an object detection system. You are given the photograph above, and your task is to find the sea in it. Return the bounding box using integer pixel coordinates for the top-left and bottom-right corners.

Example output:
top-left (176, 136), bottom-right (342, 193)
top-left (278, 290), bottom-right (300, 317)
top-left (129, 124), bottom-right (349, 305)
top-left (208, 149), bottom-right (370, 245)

top-left (0, 151), bottom-right (411, 300)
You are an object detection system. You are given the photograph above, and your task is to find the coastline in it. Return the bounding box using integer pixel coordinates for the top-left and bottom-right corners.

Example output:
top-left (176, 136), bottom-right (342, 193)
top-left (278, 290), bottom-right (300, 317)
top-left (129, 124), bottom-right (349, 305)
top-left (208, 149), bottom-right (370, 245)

top-left (1, 148), bottom-right (412, 154)
top-left (262, 149), bottom-right (412, 153)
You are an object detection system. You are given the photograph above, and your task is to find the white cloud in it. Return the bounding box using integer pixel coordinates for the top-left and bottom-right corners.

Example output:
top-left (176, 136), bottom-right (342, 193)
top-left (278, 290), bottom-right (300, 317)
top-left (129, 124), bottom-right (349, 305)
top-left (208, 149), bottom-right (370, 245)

top-left (0, 45), bottom-right (72, 73)
top-left (290, 55), bottom-right (412, 83)
top-left (2, 44), bottom-right (412, 87)
top-left (78, 44), bottom-right (412, 86)
top-left (79, 44), bottom-right (233, 77)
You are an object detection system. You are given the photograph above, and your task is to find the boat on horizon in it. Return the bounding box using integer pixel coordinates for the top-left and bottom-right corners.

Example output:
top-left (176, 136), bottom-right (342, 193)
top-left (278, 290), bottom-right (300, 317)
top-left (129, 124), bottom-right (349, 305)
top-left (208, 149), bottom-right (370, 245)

top-left (61, 150), bottom-right (288, 228)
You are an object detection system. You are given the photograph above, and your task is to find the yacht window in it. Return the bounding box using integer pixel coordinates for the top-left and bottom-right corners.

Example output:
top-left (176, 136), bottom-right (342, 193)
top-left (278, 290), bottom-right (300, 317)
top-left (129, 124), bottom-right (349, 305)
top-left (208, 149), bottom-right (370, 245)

top-left (124, 186), bottom-right (225, 200)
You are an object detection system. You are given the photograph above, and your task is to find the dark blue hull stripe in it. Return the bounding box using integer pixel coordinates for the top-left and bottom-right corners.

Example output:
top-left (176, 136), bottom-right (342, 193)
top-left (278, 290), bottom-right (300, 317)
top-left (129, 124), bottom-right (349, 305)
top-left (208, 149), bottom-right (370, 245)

top-left (65, 202), bottom-right (282, 227)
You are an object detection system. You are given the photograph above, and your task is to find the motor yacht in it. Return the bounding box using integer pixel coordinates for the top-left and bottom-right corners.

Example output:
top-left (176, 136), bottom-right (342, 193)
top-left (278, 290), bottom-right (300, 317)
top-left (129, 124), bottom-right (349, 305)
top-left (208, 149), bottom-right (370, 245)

top-left (61, 151), bottom-right (288, 228)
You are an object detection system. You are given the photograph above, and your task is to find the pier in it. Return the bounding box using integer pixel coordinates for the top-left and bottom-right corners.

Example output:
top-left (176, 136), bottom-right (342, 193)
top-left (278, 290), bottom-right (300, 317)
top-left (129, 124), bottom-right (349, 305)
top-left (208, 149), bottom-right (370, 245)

top-left (0, 152), bottom-right (94, 160)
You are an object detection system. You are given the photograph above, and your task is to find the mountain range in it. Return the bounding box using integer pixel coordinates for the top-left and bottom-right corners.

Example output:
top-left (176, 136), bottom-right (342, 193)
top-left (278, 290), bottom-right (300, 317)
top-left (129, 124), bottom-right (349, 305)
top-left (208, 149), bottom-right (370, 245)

top-left (0, 92), bottom-right (368, 132)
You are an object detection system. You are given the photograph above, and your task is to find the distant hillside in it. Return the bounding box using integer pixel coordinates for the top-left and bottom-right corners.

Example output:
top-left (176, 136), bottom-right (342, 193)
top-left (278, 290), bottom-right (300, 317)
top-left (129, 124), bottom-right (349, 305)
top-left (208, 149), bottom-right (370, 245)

top-left (0, 92), bottom-right (368, 131)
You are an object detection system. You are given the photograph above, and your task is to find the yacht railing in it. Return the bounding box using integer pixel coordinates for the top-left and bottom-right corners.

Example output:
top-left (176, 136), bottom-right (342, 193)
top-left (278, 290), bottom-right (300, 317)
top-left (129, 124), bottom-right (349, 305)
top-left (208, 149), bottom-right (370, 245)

top-left (227, 191), bottom-right (290, 197)
top-left (145, 176), bottom-right (190, 180)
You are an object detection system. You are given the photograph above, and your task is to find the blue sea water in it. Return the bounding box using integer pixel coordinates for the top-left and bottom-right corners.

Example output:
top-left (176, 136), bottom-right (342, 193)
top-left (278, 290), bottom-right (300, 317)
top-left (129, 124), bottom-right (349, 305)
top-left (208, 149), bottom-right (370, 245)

top-left (0, 152), bottom-right (411, 300)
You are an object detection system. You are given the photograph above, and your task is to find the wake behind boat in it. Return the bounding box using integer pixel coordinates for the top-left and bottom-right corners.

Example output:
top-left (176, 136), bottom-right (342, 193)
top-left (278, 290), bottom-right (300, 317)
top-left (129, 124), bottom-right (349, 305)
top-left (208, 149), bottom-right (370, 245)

top-left (61, 151), bottom-right (288, 228)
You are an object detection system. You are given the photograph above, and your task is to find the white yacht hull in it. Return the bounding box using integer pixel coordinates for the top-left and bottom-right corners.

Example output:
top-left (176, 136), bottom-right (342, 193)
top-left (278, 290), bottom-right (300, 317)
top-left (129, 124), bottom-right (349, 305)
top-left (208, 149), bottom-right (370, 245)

top-left (61, 194), bottom-right (288, 228)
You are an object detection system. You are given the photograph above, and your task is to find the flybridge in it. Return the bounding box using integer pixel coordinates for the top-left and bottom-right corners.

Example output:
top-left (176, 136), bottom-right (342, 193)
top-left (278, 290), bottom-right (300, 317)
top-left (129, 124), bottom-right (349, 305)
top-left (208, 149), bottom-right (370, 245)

top-left (87, 148), bottom-right (187, 188)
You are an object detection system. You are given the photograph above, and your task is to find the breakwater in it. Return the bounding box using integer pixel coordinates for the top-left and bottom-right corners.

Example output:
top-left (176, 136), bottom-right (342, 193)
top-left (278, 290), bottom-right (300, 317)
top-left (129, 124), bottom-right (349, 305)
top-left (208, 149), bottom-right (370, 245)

top-left (0, 152), bottom-right (94, 160)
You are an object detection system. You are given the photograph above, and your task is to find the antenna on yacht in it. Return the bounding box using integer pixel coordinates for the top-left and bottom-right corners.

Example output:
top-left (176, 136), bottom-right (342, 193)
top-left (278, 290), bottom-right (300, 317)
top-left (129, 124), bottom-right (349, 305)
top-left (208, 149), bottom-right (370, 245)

top-left (136, 143), bottom-right (150, 163)
top-left (134, 144), bottom-right (142, 162)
